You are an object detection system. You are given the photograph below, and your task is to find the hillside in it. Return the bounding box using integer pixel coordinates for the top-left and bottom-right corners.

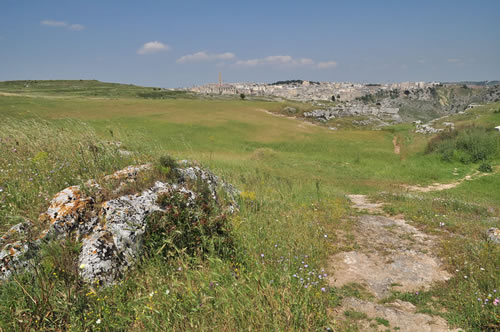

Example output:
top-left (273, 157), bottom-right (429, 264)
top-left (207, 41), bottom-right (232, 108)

top-left (0, 81), bottom-right (498, 331)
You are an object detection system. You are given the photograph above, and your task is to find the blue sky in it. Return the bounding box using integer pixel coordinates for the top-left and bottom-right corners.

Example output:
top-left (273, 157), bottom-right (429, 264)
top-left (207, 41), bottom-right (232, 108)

top-left (1, 0), bottom-right (499, 87)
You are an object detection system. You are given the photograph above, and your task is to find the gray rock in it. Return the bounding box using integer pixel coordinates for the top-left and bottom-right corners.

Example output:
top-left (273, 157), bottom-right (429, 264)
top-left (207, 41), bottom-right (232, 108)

top-left (0, 163), bottom-right (238, 285)
top-left (0, 221), bottom-right (38, 279)
top-left (487, 228), bottom-right (500, 244)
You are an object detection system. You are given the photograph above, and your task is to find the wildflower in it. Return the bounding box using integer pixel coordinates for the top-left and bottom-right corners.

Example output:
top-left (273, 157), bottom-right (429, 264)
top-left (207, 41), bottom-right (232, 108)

top-left (292, 274), bottom-right (297, 278)
top-left (178, 267), bottom-right (182, 271)
top-left (493, 299), bottom-right (499, 306)
top-left (260, 253), bottom-right (264, 258)
top-left (165, 289), bottom-right (170, 295)
top-left (439, 222), bottom-right (445, 227)
top-left (96, 319), bottom-right (101, 325)
top-left (0, 187), bottom-right (3, 193)
top-left (149, 291), bottom-right (154, 297)
top-left (79, 264), bottom-right (86, 269)
top-left (321, 287), bottom-right (326, 292)
top-left (480, 267), bottom-right (485, 271)
top-left (304, 264), bottom-right (308, 268)
top-left (464, 275), bottom-right (468, 279)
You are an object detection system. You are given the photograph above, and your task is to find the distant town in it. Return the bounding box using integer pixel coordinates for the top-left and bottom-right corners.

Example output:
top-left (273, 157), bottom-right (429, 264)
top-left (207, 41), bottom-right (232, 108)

top-left (188, 78), bottom-right (443, 102)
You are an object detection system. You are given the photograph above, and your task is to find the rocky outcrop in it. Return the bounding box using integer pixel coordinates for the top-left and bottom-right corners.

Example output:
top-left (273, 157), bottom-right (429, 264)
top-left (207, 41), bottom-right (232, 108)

top-left (415, 123), bottom-right (443, 134)
top-left (0, 162), bottom-right (238, 285)
top-left (304, 106), bottom-right (401, 125)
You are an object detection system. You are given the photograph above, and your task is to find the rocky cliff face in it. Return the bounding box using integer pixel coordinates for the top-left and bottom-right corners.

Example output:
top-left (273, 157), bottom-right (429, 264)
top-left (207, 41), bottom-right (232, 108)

top-left (302, 85), bottom-right (500, 126)
top-left (0, 162), bottom-right (238, 285)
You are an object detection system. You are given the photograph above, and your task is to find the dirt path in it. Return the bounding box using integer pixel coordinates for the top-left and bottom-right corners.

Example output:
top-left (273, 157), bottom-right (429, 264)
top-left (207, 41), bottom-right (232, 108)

top-left (328, 195), bottom-right (459, 332)
top-left (393, 136), bottom-right (401, 155)
top-left (256, 108), bottom-right (316, 128)
top-left (403, 166), bottom-right (498, 193)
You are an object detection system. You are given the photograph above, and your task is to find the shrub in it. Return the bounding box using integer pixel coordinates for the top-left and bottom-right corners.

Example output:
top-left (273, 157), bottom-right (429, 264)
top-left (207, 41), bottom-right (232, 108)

top-left (478, 163), bottom-right (493, 173)
top-left (426, 126), bottom-right (499, 163)
top-left (143, 185), bottom-right (235, 260)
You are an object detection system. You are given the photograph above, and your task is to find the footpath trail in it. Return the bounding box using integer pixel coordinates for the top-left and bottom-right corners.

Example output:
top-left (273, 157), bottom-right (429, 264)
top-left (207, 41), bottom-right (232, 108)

top-left (328, 195), bottom-right (460, 332)
top-left (392, 136), bottom-right (401, 155)
top-left (403, 166), bottom-right (498, 193)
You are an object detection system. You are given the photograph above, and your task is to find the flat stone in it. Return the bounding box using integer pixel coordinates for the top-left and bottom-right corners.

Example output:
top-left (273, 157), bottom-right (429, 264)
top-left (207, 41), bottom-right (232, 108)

top-left (339, 297), bottom-right (460, 332)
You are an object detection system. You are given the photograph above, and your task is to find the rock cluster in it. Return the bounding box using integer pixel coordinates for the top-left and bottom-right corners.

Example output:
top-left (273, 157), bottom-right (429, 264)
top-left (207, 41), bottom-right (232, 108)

top-left (304, 106), bottom-right (401, 124)
top-left (0, 162), bottom-right (238, 285)
top-left (415, 123), bottom-right (443, 134)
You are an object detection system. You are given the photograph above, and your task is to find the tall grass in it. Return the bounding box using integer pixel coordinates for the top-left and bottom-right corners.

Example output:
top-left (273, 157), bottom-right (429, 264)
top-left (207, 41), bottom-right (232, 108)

top-left (0, 118), bottom-right (148, 232)
top-left (0, 118), bottom-right (349, 331)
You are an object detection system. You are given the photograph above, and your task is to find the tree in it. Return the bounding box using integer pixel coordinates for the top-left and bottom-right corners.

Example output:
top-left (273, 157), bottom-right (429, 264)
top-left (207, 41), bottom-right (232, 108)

top-left (331, 95), bottom-right (336, 101)
top-left (240, 93), bottom-right (245, 100)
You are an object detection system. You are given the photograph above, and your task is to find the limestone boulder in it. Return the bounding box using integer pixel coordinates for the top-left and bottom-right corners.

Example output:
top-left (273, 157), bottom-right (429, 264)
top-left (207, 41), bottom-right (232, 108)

top-left (0, 163), bottom-right (238, 285)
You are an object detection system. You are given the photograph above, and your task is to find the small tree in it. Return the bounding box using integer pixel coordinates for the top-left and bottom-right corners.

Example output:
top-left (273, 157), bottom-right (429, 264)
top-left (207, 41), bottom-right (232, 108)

top-left (240, 93), bottom-right (245, 100)
top-left (331, 95), bottom-right (336, 102)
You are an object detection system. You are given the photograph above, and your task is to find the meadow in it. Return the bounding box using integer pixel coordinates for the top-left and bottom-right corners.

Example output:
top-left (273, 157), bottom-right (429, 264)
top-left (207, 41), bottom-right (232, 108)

top-left (0, 81), bottom-right (498, 331)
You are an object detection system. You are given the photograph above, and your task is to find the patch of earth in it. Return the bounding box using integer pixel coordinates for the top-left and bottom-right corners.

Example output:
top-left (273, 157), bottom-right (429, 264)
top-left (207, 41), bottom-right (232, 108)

top-left (256, 108), bottom-right (316, 127)
top-left (337, 297), bottom-right (460, 332)
top-left (329, 195), bottom-right (457, 331)
top-left (403, 166), bottom-right (499, 193)
top-left (393, 136), bottom-right (401, 155)
top-left (347, 194), bottom-right (384, 214)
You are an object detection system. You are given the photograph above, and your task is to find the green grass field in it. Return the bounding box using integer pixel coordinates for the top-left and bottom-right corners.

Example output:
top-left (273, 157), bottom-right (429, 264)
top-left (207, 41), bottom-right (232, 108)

top-left (0, 81), bottom-right (498, 331)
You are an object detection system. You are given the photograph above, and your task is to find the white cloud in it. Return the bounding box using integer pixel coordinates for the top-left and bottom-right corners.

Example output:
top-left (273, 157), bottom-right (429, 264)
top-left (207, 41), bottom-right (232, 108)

top-left (299, 58), bottom-right (315, 65)
top-left (41, 20), bottom-right (67, 27)
top-left (177, 51), bottom-right (235, 63)
top-left (235, 55), bottom-right (337, 69)
top-left (235, 55), bottom-right (299, 67)
top-left (41, 20), bottom-right (84, 31)
top-left (316, 61), bottom-right (338, 69)
top-left (137, 41), bottom-right (170, 55)
top-left (69, 24), bottom-right (85, 31)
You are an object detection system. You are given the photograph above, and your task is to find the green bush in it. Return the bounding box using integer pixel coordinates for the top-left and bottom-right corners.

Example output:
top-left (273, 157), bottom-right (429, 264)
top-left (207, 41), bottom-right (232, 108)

top-left (426, 126), bottom-right (499, 163)
top-left (478, 162), bottom-right (493, 172)
top-left (144, 185), bottom-right (235, 260)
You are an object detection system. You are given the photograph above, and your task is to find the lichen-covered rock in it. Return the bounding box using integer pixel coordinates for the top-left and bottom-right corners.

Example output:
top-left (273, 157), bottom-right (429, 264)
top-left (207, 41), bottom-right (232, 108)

top-left (103, 164), bottom-right (152, 182)
top-left (0, 163), bottom-right (237, 285)
top-left (39, 186), bottom-right (99, 240)
top-left (78, 182), bottom-right (197, 283)
top-left (0, 221), bottom-right (38, 279)
top-left (487, 227), bottom-right (500, 244)
top-left (176, 163), bottom-right (239, 213)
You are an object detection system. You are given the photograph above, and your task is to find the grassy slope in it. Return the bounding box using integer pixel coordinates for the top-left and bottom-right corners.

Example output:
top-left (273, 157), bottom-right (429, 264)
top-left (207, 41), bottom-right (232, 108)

top-left (0, 81), bottom-right (498, 331)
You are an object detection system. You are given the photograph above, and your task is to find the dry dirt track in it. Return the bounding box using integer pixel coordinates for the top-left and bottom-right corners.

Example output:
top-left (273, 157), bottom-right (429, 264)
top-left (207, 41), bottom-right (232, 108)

top-left (328, 195), bottom-right (461, 332)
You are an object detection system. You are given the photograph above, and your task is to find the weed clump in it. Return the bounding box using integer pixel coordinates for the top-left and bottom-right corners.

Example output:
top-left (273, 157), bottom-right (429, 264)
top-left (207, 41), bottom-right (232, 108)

top-left (157, 155), bottom-right (180, 182)
top-left (478, 162), bottom-right (493, 173)
top-left (144, 182), bottom-right (235, 261)
top-left (426, 126), bottom-right (499, 163)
